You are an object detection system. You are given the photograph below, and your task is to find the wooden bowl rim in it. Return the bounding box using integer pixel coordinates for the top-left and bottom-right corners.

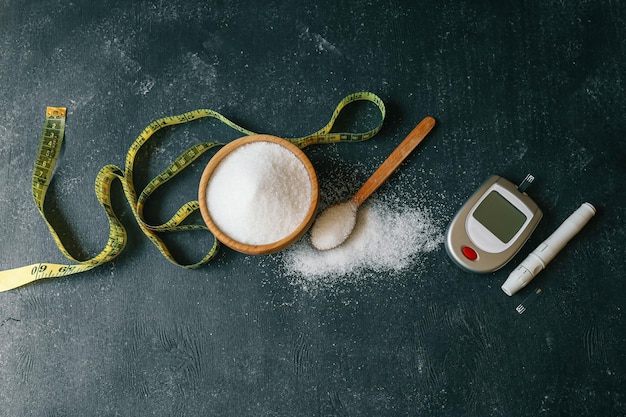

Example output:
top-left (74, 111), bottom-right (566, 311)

top-left (198, 134), bottom-right (319, 255)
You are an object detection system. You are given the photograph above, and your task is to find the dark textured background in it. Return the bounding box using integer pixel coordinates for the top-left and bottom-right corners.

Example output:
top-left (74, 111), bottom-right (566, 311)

top-left (1, 1), bottom-right (625, 416)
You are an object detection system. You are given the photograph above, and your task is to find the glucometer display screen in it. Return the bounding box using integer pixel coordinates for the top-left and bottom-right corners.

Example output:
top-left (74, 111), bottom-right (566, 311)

top-left (473, 191), bottom-right (527, 243)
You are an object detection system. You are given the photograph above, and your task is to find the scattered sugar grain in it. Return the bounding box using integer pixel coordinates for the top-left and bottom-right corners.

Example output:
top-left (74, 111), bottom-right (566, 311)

top-left (206, 141), bottom-right (312, 245)
top-left (281, 199), bottom-right (443, 291)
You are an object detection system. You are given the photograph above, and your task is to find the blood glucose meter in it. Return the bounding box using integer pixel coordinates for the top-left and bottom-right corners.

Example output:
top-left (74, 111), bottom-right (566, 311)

top-left (445, 175), bottom-right (542, 273)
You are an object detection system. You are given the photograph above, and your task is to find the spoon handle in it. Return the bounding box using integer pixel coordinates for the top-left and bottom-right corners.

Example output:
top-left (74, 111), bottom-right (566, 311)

top-left (351, 116), bottom-right (436, 207)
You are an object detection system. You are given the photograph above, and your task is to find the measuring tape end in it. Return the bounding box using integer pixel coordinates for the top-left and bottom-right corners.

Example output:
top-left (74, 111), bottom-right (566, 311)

top-left (46, 107), bottom-right (67, 118)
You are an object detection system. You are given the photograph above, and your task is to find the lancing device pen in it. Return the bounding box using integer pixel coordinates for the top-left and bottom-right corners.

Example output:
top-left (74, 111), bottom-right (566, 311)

top-left (501, 202), bottom-right (596, 296)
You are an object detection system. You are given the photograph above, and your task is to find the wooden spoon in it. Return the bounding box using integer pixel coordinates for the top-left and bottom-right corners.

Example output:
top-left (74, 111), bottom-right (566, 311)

top-left (310, 116), bottom-right (436, 250)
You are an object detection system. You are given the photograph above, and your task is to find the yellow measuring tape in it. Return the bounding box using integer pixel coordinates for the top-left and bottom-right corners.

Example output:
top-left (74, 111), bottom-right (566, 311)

top-left (0, 92), bottom-right (385, 292)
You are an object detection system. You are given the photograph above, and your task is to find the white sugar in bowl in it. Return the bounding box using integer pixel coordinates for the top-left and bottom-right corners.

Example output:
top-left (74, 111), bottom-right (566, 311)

top-left (198, 135), bottom-right (319, 255)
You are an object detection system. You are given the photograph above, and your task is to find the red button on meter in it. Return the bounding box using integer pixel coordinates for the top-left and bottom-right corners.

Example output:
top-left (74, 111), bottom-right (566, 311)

top-left (461, 246), bottom-right (478, 261)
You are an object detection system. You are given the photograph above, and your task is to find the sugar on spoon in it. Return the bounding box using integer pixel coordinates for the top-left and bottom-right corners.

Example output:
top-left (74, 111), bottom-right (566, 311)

top-left (309, 116), bottom-right (436, 251)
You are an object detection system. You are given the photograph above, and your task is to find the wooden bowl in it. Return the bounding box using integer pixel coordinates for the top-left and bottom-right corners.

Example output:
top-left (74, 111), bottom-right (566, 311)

top-left (198, 134), bottom-right (319, 255)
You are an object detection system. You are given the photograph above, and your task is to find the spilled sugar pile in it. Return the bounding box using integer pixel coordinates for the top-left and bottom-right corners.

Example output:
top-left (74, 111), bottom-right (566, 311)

top-left (278, 197), bottom-right (444, 292)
